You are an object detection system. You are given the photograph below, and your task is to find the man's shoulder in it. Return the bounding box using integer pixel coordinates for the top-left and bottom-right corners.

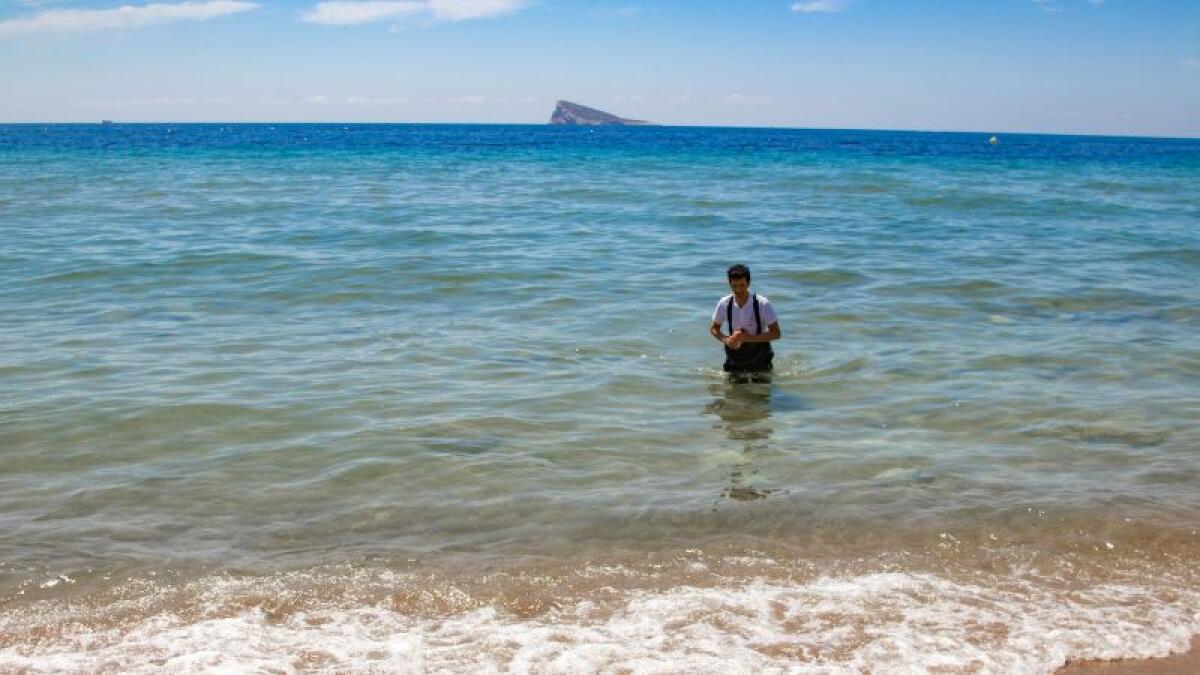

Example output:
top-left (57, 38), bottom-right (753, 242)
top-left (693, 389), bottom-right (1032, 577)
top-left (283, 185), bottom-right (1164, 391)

top-left (716, 293), bottom-right (734, 305)
top-left (755, 294), bottom-right (777, 319)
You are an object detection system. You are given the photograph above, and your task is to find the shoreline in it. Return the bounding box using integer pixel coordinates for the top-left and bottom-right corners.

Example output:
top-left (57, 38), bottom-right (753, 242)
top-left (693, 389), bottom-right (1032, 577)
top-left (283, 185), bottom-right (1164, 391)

top-left (4, 557), bottom-right (1197, 672)
top-left (1059, 638), bottom-right (1199, 674)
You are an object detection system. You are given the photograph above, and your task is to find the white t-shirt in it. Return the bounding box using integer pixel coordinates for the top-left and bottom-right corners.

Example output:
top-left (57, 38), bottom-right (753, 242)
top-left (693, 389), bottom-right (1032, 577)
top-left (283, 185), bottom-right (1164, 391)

top-left (711, 292), bottom-right (778, 335)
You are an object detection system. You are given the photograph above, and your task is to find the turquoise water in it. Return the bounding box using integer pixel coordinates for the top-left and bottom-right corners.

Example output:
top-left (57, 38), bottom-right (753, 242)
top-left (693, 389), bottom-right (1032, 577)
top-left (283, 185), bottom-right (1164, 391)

top-left (1, 124), bottom-right (1199, 672)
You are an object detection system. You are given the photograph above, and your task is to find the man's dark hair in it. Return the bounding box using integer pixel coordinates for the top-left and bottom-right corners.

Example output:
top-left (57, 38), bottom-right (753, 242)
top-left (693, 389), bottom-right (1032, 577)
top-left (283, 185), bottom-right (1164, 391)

top-left (727, 264), bottom-right (751, 282)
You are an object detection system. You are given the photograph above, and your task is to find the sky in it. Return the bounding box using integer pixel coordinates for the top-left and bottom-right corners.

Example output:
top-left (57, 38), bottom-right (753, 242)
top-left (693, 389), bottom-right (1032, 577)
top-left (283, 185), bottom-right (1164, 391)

top-left (1, 0), bottom-right (1197, 136)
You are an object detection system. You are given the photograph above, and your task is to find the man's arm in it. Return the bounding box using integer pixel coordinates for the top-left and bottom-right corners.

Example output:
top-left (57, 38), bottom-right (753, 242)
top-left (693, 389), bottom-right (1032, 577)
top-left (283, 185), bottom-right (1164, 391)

top-left (710, 321), bottom-right (729, 342)
top-left (738, 322), bottom-right (781, 343)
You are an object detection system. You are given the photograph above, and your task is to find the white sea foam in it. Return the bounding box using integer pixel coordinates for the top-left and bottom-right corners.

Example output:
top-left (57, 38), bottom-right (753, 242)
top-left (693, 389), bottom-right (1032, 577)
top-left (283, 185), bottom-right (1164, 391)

top-left (3, 572), bottom-right (1197, 674)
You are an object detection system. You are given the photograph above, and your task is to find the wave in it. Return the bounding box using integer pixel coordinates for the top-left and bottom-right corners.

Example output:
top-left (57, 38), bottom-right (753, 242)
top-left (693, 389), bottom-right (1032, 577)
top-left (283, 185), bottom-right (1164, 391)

top-left (2, 560), bottom-right (1197, 674)
top-left (872, 277), bottom-right (1013, 299)
top-left (1126, 248), bottom-right (1200, 269)
top-left (776, 269), bottom-right (869, 286)
top-left (1007, 288), bottom-right (1182, 314)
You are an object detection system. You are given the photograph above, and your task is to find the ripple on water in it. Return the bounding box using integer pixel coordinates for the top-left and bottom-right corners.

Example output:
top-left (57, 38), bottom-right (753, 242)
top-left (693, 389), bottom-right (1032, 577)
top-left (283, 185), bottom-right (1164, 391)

top-left (1017, 422), bottom-right (1173, 448)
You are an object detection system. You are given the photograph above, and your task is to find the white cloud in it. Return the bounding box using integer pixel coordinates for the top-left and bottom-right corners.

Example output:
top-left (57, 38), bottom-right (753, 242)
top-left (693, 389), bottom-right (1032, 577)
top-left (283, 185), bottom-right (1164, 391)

top-left (1186, 57), bottom-right (1200, 68)
top-left (790, 1), bottom-right (845, 13)
top-left (426, 0), bottom-right (526, 21)
top-left (0, 0), bottom-right (257, 37)
top-left (720, 93), bottom-right (771, 107)
top-left (301, 1), bottom-right (423, 25)
top-left (435, 95), bottom-right (488, 104)
top-left (490, 95), bottom-right (538, 105)
top-left (79, 96), bottom-right (232, 107)
top-left (302, 0), bottom-right (526, 25)
top-left (346, 95), bottom-right (411, 105)
top-left (253, 95), bottom-right (418, 106)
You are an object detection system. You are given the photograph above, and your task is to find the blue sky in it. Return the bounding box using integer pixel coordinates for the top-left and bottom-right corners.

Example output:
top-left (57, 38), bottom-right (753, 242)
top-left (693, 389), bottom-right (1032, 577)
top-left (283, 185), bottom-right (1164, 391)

top-left (1, 0), bottom-right (1197, 136)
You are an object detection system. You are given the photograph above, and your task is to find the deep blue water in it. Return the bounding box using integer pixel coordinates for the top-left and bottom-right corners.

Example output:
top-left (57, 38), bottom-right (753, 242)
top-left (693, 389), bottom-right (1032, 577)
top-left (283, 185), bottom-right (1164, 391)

top-left (4, 123), bottom-right (1198, 161)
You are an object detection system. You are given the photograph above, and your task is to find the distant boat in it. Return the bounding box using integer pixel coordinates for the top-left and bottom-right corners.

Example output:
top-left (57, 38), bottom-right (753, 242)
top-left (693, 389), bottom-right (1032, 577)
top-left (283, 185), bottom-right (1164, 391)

top-left (988, 135), bottom-right (998, 145)
top-left (100, 120), bottom-right (114, 125)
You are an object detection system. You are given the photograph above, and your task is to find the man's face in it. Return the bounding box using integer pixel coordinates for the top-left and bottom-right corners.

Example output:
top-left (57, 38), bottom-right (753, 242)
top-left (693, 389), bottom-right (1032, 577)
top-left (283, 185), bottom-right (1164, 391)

top-left (728, 277), bottom-right (749, 297)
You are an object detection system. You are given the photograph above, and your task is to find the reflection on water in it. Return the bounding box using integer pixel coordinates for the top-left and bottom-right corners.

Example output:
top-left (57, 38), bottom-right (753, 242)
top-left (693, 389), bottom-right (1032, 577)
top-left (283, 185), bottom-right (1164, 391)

top-left (705, 379), bottom-right (782, 503)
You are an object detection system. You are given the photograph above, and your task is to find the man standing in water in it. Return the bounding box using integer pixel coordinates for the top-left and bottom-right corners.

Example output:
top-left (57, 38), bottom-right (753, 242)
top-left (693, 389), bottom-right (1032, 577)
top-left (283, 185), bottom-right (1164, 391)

top-left (710, 264), bottom-right (781, 377)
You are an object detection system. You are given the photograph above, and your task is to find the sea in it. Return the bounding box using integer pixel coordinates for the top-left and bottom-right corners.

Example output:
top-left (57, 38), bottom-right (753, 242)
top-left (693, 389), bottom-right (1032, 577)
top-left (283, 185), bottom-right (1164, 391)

top-left (0, 124), bottom-right (1198, 673)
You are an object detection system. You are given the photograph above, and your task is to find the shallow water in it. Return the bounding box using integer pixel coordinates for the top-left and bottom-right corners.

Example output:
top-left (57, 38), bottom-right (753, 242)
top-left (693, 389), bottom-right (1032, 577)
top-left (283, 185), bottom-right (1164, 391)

top-left (1, 124), bottom-right (1198, 672)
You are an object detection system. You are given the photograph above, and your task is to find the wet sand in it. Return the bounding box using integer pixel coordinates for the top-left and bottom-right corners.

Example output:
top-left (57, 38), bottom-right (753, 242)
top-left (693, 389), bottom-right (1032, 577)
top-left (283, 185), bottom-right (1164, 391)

top-left (1059, 638), bottom-right (1199, 674)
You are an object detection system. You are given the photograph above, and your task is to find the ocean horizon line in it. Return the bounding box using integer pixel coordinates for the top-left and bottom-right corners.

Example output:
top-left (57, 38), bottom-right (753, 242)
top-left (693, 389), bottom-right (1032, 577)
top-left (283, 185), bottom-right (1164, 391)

top-left (2, 120), bottom-right (1198, 142)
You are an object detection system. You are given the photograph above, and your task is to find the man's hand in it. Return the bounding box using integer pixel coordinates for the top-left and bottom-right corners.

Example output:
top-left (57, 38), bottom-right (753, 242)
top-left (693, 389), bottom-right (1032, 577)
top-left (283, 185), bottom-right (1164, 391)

top-left (725, 328), bottom-right (746, 350)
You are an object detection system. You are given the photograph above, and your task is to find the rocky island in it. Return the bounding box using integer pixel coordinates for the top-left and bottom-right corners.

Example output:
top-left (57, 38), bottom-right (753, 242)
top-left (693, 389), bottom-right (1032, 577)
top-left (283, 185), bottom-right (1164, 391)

top-left (548, 100), bottom-right (654, 126)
